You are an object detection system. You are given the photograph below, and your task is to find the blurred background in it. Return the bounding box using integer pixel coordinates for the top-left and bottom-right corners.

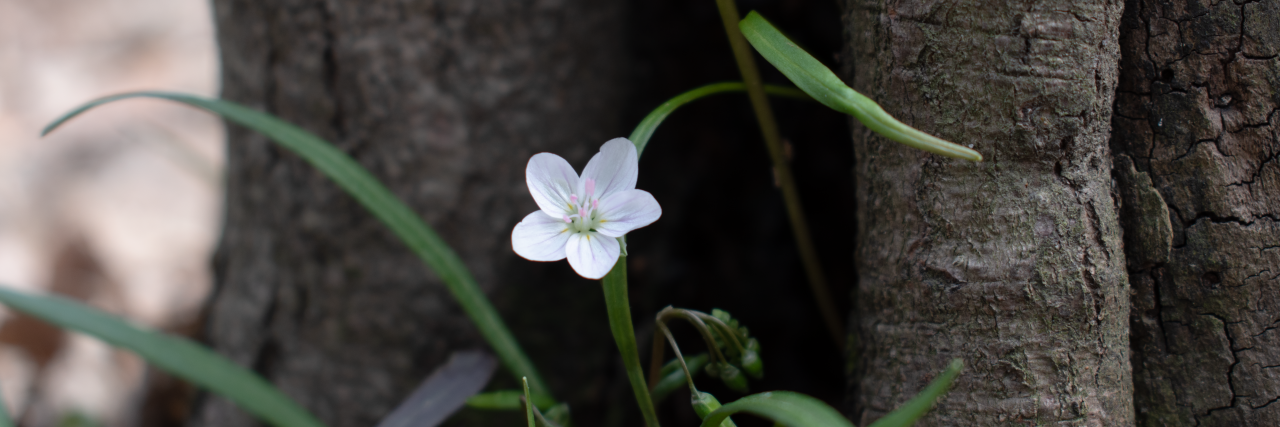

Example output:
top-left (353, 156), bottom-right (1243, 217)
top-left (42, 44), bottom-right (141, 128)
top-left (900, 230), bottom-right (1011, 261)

top-left (0, 0), bottom-right (221, 425)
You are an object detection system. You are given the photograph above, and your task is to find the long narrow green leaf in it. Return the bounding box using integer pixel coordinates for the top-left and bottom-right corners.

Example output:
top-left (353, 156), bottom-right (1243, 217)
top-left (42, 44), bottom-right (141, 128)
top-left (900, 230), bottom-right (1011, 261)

top-left (628, 82), bottom-right (808, 157)
top-left (867, 359), bottom-right (964, 427)
top-left (522, 378), bottom-right (535, 427)
top-left (0, 286), bottom-right (324, 427)
top-left (699, 391), bottom-right (852, 427)
top-left (738, 12), bottom-right (982, 162)
top-left (42, 92), bottom-right (550, 396)
top-left (466, 390), bottom-right (556, 410)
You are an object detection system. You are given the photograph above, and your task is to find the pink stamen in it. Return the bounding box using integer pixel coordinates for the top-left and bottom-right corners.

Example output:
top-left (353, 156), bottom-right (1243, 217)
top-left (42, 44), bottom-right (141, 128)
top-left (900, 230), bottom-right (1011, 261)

top-left (592, 199), bottom-right (599, 210)
top-left (584, 179), bottom-right (596, 199)
top-left (563, 215), bottom-right (571, 223)
top-left (570, 194), bottom-right (578, 204)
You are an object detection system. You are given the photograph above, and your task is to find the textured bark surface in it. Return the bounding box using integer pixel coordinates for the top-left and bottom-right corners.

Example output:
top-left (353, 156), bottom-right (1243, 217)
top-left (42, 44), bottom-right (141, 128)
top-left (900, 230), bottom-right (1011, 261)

top-left (841, 1), bottom-right (1132, 424)
top-left (199, 1), bottom-right (626, 426)
top-left (1114, 0), bottom-right (1280, 425)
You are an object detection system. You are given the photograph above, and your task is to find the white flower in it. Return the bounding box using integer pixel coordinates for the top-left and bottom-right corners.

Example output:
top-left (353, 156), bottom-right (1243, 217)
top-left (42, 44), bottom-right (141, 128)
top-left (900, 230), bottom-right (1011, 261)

top-left (512, 138), bottom-right (662, 279)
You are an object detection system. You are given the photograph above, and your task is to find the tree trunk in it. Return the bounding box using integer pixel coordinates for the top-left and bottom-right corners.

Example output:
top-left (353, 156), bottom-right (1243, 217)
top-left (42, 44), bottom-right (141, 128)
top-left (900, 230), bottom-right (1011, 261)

top-left (198, 1), bottom-right (626, 426)
top-left (1114, 0), bottom-right (1280, 425)
top-left (841, 1), bottom-right (1133, 424)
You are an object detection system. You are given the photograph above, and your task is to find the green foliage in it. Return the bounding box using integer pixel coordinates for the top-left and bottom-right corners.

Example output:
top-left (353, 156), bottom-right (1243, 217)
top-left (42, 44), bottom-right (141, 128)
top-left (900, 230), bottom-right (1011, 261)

top-left (699, 391), bottom-right (851, 427)
top-left (0, 286), bottom-right (326, 427)
top-left (43, 91), bottom-right (550, 396)
top-left (699, 360), bottom-right (963, 427)
top-left (652, 353), bottom-right (711, 402)
top-left (692, 391), bottom-right (738, 427)
top-left (628, 82), bottom-right (809, 157)
top-left (522, 378), bottom-right (536, 427)
top-left (737, 12), bottom-right (982, 162)
top-left (467, 390), bottom-right (556, 411)
top-left (866, 359), bottom-right (964, 427)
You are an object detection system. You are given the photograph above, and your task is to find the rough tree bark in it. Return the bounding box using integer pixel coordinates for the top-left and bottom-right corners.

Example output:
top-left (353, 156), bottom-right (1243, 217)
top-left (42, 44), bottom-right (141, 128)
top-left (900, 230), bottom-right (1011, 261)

top-left (1114, 0), bottom-right (1280, 425)
top-left (198, 1), bottom-right (625, 426)
top-left (841, 1), bottom-right (1132, 424)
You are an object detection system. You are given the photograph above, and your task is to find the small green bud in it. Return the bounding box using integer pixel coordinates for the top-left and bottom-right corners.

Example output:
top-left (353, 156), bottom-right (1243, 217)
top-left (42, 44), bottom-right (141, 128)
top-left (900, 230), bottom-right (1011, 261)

top-left (691, 390), bottom-right (721, 418)
top-left (691, 391), bottom-right (738, 427)
top-left (712, 309), bottom-right (732, 324)
top-left (718, 363), bottom-right (749, 393)
top-left (739, 349), bottom-right (763, 380)
top-left (745, 338), bottom-right (760, 352)
top-left (704, 362), bottom-right (723, 377)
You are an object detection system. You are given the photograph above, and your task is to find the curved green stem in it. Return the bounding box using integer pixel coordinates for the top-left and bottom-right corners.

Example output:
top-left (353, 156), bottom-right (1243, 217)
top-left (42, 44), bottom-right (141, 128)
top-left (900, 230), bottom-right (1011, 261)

top-left (629, 82), bottom-right (808, 156)
top-left (601, 256), bottom-right (660, 427)
top-left (695, 312), bottom-right (746, 354)
top-left (713, 0), bottom-right (845, 348)
top-left (657, 308), bottom-right (728, 365)
top-left (657, 323), bottom-right (699, 394)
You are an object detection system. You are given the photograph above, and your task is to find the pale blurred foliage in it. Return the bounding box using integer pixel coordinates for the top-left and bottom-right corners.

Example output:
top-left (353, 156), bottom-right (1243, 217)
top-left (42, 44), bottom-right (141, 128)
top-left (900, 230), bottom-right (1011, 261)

top-left (0, 0), bottom-right (222, 425)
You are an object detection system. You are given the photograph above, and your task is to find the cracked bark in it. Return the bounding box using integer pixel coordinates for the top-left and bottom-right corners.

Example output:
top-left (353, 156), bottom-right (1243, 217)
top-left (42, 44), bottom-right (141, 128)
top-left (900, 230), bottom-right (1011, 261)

top-left (841, 0), bottom-right (1132, 425)
top-left (197, 1), bottom-right (625, 426)
top-left (1115, 0), bottom-right (1280, 425)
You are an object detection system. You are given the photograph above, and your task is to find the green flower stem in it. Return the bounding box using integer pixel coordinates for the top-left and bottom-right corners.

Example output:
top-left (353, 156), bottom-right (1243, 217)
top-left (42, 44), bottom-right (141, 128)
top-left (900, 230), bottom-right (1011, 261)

top-left (601, 256), bottom-right (660, 427)
top-left (713, 0), bottom-right (844, 348)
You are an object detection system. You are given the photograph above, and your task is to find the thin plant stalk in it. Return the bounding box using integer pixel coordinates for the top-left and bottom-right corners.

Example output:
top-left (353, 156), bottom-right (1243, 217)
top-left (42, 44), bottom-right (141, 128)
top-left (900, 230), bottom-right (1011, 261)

top-left (657, 308), bottom-right (728, 365)
top-left (712, 0), bottom-right (844, 348)
top-left (694, 312), bottom-right (747, 354)
top-left (657, 323), bottom-right (699, 393)
top-left (601, 256), bottom-right (660, 427)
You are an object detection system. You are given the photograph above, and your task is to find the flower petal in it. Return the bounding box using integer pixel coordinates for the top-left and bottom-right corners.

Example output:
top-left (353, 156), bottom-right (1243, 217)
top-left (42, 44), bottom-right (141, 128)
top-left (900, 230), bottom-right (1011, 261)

top-left (565, 231), bottom-right (620, 279)
top-left (594, 189), bottom-right (662, 238)
top-left (579, 138), bottom-right (638, 200)
top-left (512, 211), bottom-right (572, 261)
top-left (526, 153), bottom-right (580, 217)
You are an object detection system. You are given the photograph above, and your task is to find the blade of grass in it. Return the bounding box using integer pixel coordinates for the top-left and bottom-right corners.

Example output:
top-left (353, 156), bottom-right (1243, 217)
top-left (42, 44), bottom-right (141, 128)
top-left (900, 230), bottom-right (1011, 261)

top-left (737, 11), bottom-right (981, 162)
top-left (699, 391), bottom-right (852, 427)
top-left (0, 286), bottom-right (325, 427)
top-left (867, 359), bottom-right (964, 427)
top-left (42, 92), bottom-right (550, 396)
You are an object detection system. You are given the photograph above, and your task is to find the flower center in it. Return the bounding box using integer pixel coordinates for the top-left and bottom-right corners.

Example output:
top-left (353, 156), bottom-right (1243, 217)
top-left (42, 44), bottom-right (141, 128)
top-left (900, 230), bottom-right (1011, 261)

top-left (563, 178), bottom-right (601, 233)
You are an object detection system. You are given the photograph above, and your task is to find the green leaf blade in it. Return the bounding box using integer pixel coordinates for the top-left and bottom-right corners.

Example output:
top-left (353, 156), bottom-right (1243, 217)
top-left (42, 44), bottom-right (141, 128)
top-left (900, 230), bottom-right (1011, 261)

top-left (0, 286), bottom-right (325, 427)
top-left (867, 359), bottom-right (964, 427)
top-left (737, 12), bottom-right (982, 162)
top-left (467, 390), bottom-right (556, 411)
top-left (41, 92), bottom-right (550, 396)
top-left (700, 391), bottom-right (852, 427)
